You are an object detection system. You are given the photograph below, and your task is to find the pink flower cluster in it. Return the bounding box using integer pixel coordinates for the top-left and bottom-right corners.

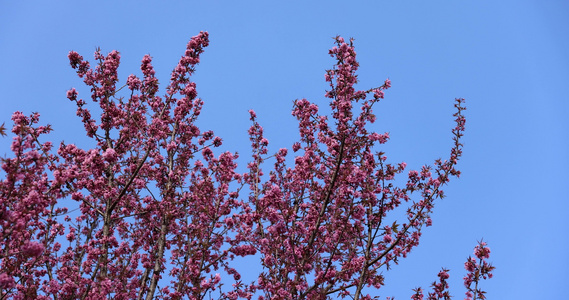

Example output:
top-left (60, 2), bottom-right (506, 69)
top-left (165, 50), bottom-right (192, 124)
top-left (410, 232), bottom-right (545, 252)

top-left (463, 241), bottom-right (495, 300)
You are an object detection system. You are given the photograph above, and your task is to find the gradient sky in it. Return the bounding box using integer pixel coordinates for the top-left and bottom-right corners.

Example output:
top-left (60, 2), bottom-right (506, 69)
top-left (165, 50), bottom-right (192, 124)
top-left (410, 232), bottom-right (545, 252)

top-left (1, 1), bottom-right (568, 299)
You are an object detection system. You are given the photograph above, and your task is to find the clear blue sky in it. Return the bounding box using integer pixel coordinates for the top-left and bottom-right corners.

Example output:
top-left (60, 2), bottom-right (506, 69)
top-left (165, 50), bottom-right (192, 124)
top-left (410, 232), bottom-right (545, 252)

top-left (1, 1), bottom-right (567, 298)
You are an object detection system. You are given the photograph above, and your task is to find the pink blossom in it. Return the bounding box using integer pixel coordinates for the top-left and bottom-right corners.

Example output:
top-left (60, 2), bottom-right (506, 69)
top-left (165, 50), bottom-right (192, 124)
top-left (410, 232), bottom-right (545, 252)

top-left (67, 51), bottom-right (83, 68)
top-left (224, 217), bottom-right (234, 227)
top-left (66, 88), bottom-right (77, 100)
top-left (248, 109), bottom-right (257, 119)
top-left (22, 241), bottom-right (44, 257)
top-left (373, 89), bottom-right (384, 99)
top-left (292, 142), bottom-right (301, 152)
top-left (102, 148), bottom-right (117, 162)
top-left (126, 74), bottom-right (142, 90)
top-left (213, 136), bottom-right (223, 147)
top-left (0, 273), bottom-right (15, 289)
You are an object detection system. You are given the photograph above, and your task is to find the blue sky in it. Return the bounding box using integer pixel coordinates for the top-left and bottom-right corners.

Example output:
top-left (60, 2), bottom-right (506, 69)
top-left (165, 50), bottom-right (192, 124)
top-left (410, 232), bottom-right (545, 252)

top-left (1, 1), bottom-right (567, 298)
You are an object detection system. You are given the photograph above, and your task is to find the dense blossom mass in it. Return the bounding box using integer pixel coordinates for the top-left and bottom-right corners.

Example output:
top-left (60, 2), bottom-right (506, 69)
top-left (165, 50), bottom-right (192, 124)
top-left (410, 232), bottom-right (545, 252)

top-left (0, 32), bottom-right (493, 299)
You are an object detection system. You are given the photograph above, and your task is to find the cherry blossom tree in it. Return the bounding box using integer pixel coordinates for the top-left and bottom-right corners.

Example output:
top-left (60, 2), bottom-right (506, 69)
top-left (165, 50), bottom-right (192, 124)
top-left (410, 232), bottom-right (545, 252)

top-left (0, 32), bottom-right (493, 299)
